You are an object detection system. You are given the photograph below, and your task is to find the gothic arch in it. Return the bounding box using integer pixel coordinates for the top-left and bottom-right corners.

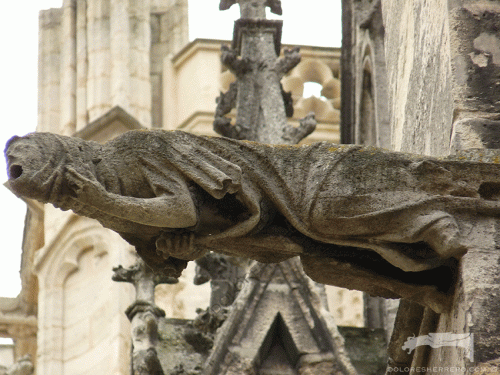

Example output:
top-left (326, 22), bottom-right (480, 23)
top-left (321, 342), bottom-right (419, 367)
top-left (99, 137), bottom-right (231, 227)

top-left (53, 232), bottom-right (109, 288)
top-left (35, 215), bottom-right (134, 374)
top-left (352, 25), bottom-right (391, 148)
top-left (356, 51), bottom-right (378, 146)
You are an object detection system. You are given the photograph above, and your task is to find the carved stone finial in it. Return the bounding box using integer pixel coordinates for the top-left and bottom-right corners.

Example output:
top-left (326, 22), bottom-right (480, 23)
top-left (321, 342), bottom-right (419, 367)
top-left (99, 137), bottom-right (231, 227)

top-left (219, 0), bottom-right (282, 17)
top-left (112, 258), bottom-right (172, 375)
top-left (112, 258), bottom-right (177, 304)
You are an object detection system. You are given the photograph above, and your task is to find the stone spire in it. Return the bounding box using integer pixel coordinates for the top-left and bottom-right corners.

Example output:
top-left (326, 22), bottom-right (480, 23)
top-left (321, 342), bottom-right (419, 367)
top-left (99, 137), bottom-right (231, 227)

top-left (214, 0), bottom-right (316, 144)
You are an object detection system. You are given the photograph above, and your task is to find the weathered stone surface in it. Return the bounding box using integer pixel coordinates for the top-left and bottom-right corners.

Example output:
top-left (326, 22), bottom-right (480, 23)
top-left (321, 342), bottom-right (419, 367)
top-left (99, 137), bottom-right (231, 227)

top-left (194, 253), bottom-right (249, 309)
top-left (338, 326), bottom-right (387, 375)
top-left (215, 0), bottom-right (317, 145)
top-left (369, 1), bottom-right (500, 370)
top-left (215, 32), bottom-right (315, 144)
top-left (208, 4), bottom-right (354, 374)
top-left (451, 117), bottom-right (500, 151)
top-left (6, 130), bottom-right (500, 312)
top-left (182, 306), bottom-right (229, 355)
top-left (449, 2), bottom-right (500, 114)
top-left (381, 0), bottom-right (455, 156)
top-left (301, 253), bottom-right (457, 314)
top-left (156, 318), bottom-right (207, 374)
top-left (384, 300), bottom-right (425, 373)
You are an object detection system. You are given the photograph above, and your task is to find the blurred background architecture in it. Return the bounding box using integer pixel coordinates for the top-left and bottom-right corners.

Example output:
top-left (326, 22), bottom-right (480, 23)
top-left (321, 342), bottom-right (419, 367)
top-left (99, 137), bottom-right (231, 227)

top-left (0, 1), bottom-right (381, 374)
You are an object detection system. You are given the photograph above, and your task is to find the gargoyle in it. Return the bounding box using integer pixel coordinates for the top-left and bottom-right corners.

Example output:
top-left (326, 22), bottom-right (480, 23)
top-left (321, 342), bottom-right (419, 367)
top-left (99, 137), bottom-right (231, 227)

top-left (6, 130), bottom-right (500, 311)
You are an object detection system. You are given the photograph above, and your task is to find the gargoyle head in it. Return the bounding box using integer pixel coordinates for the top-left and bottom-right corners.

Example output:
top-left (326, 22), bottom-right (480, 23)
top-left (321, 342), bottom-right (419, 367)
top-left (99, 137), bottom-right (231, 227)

top-left (5, 134), bottom-right (52, 201)
top-left (5, 133), bottom-right (96, 205)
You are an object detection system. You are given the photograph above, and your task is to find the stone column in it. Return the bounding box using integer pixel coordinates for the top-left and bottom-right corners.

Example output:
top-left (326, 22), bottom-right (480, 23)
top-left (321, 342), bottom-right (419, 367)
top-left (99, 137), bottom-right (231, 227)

top-left (214, 0), bottom-right (316, 144)
top-left (423, 149), bottom-right (500, 371)
top-left (40, 0), bottom-right (155, 133)
top-left (60, 0), bottom-right (77, 136)
top-left (128, 0), bottom-right (152, 127)
top-left (86, 0), bottom-right (112, 122)
top-left (110, 0), bottom-right (131, 113)
top-left (75, 0), bottom-right (88, 131)
top-left (38, 9), bottom-right (62, 133)
top-left (81, 0), bottom-right (154, 126)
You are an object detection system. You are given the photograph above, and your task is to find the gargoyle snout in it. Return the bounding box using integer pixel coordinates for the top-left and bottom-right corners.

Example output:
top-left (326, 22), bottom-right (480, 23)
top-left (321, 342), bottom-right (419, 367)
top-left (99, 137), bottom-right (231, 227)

top-left (9, 164), bottom-right (23, 180)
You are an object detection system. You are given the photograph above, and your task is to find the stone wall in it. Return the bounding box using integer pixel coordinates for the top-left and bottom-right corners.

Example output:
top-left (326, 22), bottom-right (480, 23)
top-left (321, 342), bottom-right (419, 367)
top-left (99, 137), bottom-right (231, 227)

top-left (376, 0), bottom-right (500, 371)
top-left (382, 0), bottom-right (454, 156)
top-left (381, 0), bottom-right (500, 157)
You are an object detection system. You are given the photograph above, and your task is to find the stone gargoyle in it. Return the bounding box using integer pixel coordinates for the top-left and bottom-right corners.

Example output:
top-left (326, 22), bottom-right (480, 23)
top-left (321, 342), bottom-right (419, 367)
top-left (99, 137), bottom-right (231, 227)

top-left (6, 130), bottom-right (500, 311)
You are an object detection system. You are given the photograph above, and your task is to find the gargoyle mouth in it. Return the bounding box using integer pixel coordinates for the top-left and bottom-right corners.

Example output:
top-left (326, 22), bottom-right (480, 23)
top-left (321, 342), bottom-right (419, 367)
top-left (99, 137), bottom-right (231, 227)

top-left (9, 164), bottom-right (23, 180)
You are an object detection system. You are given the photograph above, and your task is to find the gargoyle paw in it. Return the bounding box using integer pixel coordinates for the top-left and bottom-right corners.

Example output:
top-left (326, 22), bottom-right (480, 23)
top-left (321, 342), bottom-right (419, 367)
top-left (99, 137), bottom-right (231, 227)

top-left (65, 167), bottom-right (85, 195)
top-left (156, 232), bottom-right (206, 261)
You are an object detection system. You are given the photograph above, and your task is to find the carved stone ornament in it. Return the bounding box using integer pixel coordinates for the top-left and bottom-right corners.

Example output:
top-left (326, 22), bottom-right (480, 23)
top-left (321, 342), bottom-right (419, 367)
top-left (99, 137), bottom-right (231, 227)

top-left (6, 130), bottom-right (500, 310)
top-left (219, 0), bottom-right (283, 16)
